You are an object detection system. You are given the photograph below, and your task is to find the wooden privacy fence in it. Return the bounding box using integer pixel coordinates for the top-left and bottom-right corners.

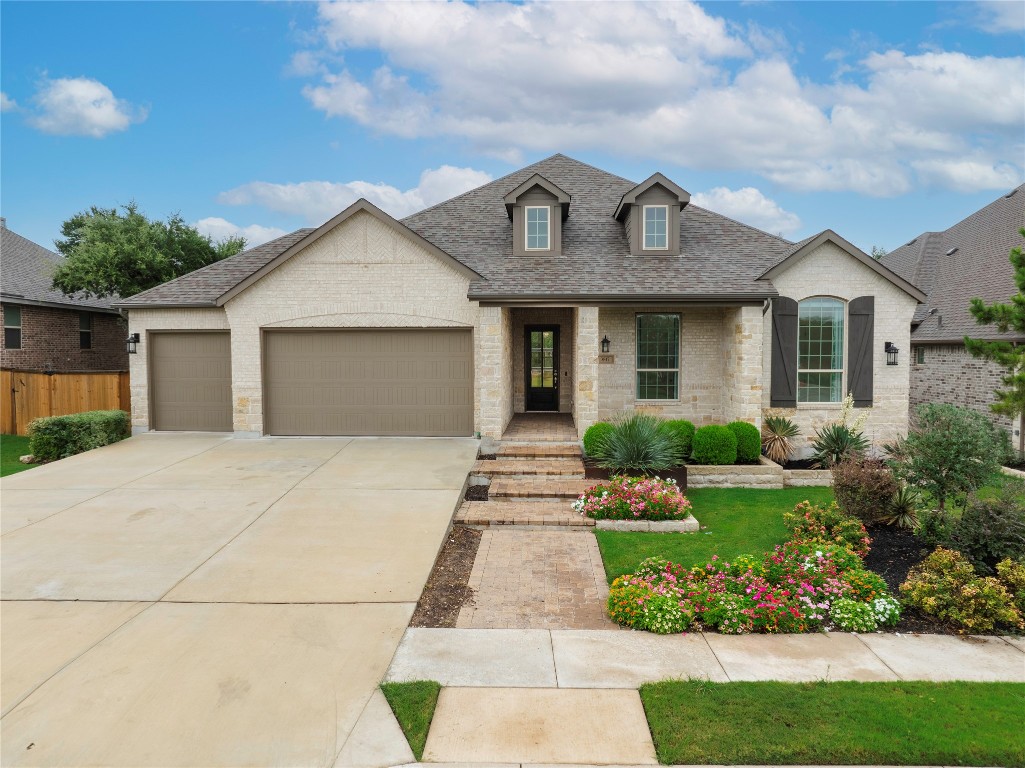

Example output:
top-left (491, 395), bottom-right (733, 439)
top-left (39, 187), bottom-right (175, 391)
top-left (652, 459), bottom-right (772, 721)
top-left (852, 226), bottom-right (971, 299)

top-left (1, 369), bottom-right (130, 436)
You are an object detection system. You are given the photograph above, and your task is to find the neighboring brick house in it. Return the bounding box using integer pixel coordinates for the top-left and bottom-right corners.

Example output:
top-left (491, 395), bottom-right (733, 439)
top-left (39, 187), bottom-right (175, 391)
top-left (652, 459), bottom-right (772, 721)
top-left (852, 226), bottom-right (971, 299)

top-left (882, 185), bottom-right (1025, 453)
top-left (118, 154), bottom-right (924, 454)
top-left (1, 219), bottom-right (128, 372)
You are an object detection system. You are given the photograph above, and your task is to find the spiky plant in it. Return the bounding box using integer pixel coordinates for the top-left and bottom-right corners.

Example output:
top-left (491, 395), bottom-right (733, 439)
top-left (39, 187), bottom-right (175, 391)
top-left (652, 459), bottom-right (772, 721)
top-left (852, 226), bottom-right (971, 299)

top-left (810, 423), bottom-right (869, 468)
top-left (761, 414), bottom-right (799, 465)
top-left (598, 412), bottom-right (684, 472)
top-left (882, 485), bottom-right (921, 530)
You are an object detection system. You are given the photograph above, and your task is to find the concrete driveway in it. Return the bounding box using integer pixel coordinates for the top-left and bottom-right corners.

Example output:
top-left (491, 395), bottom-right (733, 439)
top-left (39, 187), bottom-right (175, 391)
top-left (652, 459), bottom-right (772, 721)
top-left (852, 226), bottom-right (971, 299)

top-left (0, 432), bottom-right (478, 767)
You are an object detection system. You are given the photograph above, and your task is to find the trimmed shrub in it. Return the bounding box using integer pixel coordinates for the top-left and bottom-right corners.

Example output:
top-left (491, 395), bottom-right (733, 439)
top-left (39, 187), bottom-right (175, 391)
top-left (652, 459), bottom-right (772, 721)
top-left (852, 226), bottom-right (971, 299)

top-left (831, 457), bottom-right (900, 526)
top-left (726, 421), bottom-right (761, 464)
top-left (691, 424), bottom-right (737, 465)
top-left (582, 421), bottom-right (614, 459)
top-left (28, 410), bottom-right (130, 462)
top-left (663, 419), bottom-right (696, 458)
top-left (948, 480), bottom-right (1025, 575)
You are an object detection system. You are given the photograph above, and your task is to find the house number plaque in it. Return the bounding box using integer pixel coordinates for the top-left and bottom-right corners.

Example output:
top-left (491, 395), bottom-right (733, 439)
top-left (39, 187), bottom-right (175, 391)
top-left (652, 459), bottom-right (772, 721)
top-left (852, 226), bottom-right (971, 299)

top-left (598, 354), bottom-right (615, 364)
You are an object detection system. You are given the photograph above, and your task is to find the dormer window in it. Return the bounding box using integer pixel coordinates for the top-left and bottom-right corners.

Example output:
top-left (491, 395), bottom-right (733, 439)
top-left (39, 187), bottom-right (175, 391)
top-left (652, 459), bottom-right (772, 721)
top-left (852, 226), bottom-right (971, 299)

top-left (643, 205), bottom-right (668, 250)
top-left (526, 206), bottom-right (550, 251)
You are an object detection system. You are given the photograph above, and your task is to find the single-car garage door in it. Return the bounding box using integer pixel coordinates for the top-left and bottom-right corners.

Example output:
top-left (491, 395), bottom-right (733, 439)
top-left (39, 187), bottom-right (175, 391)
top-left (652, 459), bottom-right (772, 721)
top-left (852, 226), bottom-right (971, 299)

top-left (263, 329), bottom-right (473, 436)
top-left (150, 332), bottom-right (232, 431)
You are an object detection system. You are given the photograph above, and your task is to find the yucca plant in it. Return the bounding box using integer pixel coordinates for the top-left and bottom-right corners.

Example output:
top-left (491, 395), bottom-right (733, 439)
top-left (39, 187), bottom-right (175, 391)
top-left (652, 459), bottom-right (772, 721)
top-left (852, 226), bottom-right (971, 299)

top-left (761, 414), bottom-right (799, 465)
top-left (882, 485), bottom-right (921, 530)
top-left (598, 412), bottom-right (684, 472)
top-left (810, 423), bottom-right (869, 468)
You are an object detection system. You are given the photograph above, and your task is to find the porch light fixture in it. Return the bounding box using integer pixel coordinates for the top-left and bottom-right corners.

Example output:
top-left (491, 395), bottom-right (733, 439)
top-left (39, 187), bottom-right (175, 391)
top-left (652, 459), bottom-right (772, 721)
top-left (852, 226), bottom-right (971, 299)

top-left (884, 341), bottom-right (899, 366)
top-left (126, 333), bottom-right (140, 354)
top-left (601, 335), bottom-right (611, 354)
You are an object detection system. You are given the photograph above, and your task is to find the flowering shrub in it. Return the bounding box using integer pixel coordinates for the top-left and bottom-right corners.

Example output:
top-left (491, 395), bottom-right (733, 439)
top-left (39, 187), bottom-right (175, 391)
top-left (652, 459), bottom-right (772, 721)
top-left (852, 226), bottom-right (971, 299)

top-left (872, 596), bottom-right (902, 627)
top-left (643, 593), bottom-right (695, 634)
top-left (783, 500), bottom-right (871, 557)
top-left (572, 476), bottom-right (693, 521)
top-left (831, 598), bottom-right (878, 632)
top-left (843, 569), bottom-right (889, 602)
top-left (900, 548), bottom-right (1024, 633)
top-left (995, 558), bottom-right (1025, 613)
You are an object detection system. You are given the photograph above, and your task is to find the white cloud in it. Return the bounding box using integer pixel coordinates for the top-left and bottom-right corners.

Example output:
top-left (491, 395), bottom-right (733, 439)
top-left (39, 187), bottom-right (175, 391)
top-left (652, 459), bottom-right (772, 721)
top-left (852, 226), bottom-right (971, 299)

top-left (691, 187), bottom-right (801, 236)
top-left (294, 1), bottom-right (1024, 196)
top-left (0, 92), bottom-right (17, 112)
top-left (974, 1), bottom-right (1025, 33)
top-left (218, 165), bottom-right (493, 224)
top-left (194, 218), bottom-right (289, 248)
top-left (28, 77), bottom-right (146, 137)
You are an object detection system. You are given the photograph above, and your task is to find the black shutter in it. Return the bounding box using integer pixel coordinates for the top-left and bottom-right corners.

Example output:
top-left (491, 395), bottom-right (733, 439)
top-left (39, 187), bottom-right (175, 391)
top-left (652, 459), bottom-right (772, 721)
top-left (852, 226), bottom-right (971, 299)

top-left (848, 296), bottom-right (874, 408)
top-left (770, 297), bottom-right (798, 407)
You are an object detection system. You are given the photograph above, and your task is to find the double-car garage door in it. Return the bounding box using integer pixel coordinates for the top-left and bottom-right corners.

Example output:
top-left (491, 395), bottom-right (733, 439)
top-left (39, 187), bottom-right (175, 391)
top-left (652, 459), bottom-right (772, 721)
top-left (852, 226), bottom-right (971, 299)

top-left (148, 329), bottom-right (473, 436)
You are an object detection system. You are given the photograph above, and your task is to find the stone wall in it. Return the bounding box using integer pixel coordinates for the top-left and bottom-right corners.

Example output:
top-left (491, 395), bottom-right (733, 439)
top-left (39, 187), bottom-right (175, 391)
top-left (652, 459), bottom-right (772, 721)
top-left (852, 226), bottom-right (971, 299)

top-left (510, 307), bottom-right (574, 413)
top-left (573, 306), bottom-right (599, 434)
top-left (478, 306), bottom-right (512, 438)
top-left (722, 305), bottom-right (764, 428)
top-left (2, 303), bottom-right (127, 373)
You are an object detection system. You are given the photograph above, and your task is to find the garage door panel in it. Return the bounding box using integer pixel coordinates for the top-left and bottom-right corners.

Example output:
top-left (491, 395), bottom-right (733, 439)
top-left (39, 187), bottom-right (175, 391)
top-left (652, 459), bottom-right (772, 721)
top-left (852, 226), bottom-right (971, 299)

top-left (150, 333), bottom-right (232, 432)
top-left (264, 330), bottom-right (473, 436)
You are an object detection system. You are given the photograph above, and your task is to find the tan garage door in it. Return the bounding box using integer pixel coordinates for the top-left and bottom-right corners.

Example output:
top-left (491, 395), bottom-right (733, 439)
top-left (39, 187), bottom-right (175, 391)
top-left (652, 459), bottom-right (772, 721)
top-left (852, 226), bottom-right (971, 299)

top-left (264, 329), bottom-right (473, 436)
top-left (150, 332), bottom-right (232, 431)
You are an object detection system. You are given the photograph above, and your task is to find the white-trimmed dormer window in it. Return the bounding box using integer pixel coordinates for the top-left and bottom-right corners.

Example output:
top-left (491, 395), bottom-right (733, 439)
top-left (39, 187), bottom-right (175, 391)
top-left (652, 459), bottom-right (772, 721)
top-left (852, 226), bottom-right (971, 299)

top-left (643, 205), bottom-right (668, 250)
top-left (526, 206), bottom-right (550, 251)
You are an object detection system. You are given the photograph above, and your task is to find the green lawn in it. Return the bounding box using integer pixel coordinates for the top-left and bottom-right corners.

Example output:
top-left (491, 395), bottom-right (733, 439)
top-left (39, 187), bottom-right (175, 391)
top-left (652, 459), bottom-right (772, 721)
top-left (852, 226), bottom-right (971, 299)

top-left (380, 680), bottom-right (441, 760)
top-left (1, 434), bottom-right (34, 477)
top-left (641, 680), bottom-right (1025, 766)
top-left (594, 486), bottom-right (834, 583)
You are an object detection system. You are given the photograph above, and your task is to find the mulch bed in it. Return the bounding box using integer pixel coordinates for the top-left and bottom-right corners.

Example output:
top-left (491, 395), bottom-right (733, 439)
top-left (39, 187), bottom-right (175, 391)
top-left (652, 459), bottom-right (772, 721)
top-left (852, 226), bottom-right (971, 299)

top-left (782, 459), bottom-right (819, 470)
top-left (464, 483), bottom-right (489, 501)
top-left (410, 525), bottom-right (482, 628)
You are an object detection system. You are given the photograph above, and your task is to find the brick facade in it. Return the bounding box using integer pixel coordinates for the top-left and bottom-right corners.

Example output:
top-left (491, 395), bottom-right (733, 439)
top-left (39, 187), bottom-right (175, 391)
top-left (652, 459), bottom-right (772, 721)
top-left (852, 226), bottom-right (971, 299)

top-left (1, 302), bottom-right (127, 372)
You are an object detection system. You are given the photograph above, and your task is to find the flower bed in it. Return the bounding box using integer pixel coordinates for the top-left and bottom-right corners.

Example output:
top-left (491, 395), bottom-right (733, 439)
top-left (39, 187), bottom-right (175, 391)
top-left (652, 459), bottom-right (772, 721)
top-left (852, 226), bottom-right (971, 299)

top-left (572, 476), bottom-right (693, 521)
top-left (607, 501), bottom-right (904, 634)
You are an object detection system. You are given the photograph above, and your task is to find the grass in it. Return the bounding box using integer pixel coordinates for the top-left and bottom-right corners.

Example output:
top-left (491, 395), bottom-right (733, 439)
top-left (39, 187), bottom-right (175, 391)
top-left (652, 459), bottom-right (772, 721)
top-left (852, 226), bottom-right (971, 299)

top-left (1, 434), bottom-right (34, 477)
top-left (641, 679), bottom-right (1025, 766)
top-left (594, 486), bottom-right (834, 583)
top-left (379, 680), bottom-right (441, 760)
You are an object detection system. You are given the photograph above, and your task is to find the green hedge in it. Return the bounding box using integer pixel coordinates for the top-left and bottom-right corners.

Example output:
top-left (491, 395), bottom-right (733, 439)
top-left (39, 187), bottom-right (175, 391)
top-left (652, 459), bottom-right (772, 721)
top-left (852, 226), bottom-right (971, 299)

top-left (663, 419), bottom-right (696, 457)
top-left (727, 421), bottom-right (761, 463)
top-left (692, 424), bottom-right (738, 465)
top-left (582, 421), bottom-right (615, 459)
top-left (28, 410), bottom-right (131, 462)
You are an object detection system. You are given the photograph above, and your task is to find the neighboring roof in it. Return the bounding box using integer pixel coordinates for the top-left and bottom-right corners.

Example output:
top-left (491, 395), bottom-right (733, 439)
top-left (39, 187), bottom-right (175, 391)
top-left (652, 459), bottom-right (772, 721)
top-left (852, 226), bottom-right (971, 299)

top-left (881, 184), bottom-right (1025, 343)
top-left (614, 172), bottom-right (691, 220)
top-left (762, 229), bottom-right (927, 303)
top-left (0, 223), bottom-right (119, 313)
top-left (503, 173), bottom-right (571, 219)
top-left (403, 154), bottom-right (791, 302)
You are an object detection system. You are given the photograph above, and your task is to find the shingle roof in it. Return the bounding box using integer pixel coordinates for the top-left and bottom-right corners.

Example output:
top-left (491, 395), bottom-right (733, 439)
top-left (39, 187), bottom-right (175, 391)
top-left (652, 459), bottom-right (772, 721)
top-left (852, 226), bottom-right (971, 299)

top-left (116, 229), bottom-right (315, 307)
top-left (881, 185), bottom-right (1025, 343)
top-left (402, 154), bottom-right (793, 300)
top-left (0, 224), bottom-right (119, 312)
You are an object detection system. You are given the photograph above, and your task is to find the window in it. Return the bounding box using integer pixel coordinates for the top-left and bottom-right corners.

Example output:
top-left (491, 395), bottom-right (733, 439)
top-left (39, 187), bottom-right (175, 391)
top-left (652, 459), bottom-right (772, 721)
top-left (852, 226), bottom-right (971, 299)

top-left (3, 305), bottom-right (22, 349)
top-left (915, 347), bottom-right (925, 365)
top-left (525, 206), bottom-right (550, 250)
top-left (636, 313), bottom-right (679, 399)
top-left (643, 205), bottom-right (668, 250)
top-left (79, 313), bottom-right (93, 350)
top-left (798, 297), bottom-right (844, 403)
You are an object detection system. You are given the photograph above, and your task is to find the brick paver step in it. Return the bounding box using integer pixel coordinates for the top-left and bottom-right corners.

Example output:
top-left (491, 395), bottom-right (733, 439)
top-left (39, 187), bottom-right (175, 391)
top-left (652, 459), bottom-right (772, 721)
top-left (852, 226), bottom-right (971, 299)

top-left (495, 443), bottom-right (582, 460)
top-left (455, 501), bottom-right (593, 527)
top-left (473, 459), bottom-right (584, 476)
top-left (488, 476), bottom-right (593, 499)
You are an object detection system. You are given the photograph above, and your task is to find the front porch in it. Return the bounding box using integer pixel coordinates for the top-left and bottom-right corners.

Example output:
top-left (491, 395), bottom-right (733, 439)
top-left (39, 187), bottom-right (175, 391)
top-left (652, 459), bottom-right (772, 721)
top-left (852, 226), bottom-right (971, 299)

top-left (501, 413), bottom-right (577, 442)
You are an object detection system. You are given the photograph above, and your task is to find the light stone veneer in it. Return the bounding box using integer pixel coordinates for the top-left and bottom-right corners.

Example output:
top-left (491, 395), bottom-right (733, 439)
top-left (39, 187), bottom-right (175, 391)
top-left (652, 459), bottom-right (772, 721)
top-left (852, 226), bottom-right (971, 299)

top-left (763, 241), bottom-right (919, 454)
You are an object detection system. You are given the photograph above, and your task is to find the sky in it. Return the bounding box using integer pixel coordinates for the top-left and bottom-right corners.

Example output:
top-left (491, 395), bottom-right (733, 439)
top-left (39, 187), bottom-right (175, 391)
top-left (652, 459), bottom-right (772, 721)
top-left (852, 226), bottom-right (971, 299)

top-left (1, 1), bottom-right (1023, 256)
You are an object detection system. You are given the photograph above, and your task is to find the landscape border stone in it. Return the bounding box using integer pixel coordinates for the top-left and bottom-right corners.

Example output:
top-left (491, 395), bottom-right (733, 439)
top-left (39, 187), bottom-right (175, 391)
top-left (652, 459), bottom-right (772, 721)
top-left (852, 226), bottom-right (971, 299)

top-left (594, 516), bottom-right (699, 532)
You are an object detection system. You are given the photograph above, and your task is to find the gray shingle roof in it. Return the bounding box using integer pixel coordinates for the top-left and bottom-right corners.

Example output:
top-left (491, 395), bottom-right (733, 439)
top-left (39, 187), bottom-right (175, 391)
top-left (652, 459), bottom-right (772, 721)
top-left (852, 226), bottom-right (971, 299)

top-left (403, 154), bottom-right (793, 300)
top-left (882, 185), bottom-right (1025, 343)
top-left (116, 229), bottom-right (315, 307)
top-left (0, 224), bottom-right (119, 312)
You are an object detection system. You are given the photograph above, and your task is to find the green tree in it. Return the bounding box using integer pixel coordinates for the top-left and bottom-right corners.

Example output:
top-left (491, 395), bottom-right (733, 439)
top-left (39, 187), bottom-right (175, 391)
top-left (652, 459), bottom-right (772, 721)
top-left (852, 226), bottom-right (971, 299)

top-left (52, 202), bottom-right (246, 298)
top-left (964, 228), bottom-right (1025, 421)
top-left (870, 245), bottom-right (888, 260)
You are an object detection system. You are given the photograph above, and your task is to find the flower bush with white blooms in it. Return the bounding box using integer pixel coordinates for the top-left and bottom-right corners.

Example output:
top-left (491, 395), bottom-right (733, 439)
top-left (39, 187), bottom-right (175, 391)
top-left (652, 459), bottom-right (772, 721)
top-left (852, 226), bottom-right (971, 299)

top-left (572, 475), bottom-right (693, 521)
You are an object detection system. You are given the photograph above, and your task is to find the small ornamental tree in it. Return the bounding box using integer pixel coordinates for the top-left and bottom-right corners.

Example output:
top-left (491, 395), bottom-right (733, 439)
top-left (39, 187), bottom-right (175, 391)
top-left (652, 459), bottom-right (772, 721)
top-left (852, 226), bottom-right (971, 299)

top-left (886, 403), bottom-right (1002, 514)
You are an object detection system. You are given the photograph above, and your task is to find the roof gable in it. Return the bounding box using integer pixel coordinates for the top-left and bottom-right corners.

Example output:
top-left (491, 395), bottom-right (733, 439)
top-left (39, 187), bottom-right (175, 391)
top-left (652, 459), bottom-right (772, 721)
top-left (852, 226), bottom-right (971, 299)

top-left (614, 173), bottom-right (690, 220)
top-left (502, 173), bottom-right (571, 219)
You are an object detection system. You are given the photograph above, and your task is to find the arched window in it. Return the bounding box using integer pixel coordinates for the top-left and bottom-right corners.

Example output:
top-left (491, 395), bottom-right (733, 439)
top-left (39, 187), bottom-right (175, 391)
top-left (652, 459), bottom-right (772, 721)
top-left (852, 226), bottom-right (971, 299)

top-left (798, 297), bottom-right (844, 403)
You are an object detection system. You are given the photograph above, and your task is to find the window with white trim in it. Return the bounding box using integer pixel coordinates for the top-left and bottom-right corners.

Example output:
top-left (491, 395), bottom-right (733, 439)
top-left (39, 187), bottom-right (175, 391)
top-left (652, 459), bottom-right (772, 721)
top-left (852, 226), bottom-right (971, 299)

top-left (798, 297), bottom-right (844, 403)
top-left (636, 313), bottom-right (680, 399)
top-left (3, 305), bottom-right (22, 349)
top-left (643, 205), bottom-right (668, 250)
top-left (525, 206), bottom-right (550, 250)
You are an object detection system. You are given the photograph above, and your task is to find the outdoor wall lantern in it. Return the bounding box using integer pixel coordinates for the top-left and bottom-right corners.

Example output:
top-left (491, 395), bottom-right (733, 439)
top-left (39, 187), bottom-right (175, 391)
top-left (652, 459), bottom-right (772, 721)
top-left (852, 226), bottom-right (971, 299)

top-left (126, 333), bottom-right (140, 354)
top-left (884, 341), bottom-right (899, 366)
top-left (601, 335), bottom-right (611, 354)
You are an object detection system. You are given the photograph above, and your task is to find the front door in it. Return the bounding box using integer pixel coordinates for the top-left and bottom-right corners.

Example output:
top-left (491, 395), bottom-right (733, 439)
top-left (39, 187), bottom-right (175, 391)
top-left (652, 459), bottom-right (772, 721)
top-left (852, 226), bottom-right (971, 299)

top-left (525, 325), bottom-right (559, 411)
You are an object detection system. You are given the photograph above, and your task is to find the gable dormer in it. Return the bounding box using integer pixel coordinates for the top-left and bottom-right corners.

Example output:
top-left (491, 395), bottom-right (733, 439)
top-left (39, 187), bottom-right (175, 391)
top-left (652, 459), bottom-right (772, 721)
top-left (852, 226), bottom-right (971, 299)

top-left (615, 173), bottom-right (690, 256)
top-left (504, 174), bottom-right (571, 256)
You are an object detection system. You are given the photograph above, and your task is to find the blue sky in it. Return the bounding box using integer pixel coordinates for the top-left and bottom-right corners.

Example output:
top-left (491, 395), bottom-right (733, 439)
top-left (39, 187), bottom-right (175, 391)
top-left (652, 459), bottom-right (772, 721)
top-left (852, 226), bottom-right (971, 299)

top-left (2, 1), bottom-right (1023, 255)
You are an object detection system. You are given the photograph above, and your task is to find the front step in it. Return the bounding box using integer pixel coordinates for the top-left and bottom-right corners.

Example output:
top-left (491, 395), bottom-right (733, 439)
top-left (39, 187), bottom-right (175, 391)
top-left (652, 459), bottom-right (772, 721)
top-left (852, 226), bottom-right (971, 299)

top-left (456, 500), bottom-right (593, 527)
top-left (496, 442), bottom-right (582, 460)
top-left (473, 458), bottom-right (583, 476)
top-left (488, 476), bottom-right (592, 499)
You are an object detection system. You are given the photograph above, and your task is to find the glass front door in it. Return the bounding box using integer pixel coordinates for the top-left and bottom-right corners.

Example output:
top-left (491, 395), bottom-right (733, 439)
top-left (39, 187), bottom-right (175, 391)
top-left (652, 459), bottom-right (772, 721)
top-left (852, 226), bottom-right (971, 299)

top-left (525, 326), bottom-right (559, 411)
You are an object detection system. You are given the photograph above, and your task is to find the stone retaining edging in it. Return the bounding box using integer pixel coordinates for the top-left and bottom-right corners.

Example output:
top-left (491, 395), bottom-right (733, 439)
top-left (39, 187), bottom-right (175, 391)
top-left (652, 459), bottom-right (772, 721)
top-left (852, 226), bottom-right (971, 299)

top-left (686, 457), bottom-right (833, 489)
top-left (594, 516), bottom-right (699, 532)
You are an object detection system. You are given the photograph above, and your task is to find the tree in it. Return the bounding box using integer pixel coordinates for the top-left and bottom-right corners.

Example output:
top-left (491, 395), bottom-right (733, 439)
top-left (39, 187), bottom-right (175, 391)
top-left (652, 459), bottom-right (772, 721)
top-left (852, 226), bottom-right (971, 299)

top-left (964, 228), bottom-right (1025, 421)
top-left (870, 245), bottom-right (888, 260)
top-left (52, 202), bottom-right (246, 298)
